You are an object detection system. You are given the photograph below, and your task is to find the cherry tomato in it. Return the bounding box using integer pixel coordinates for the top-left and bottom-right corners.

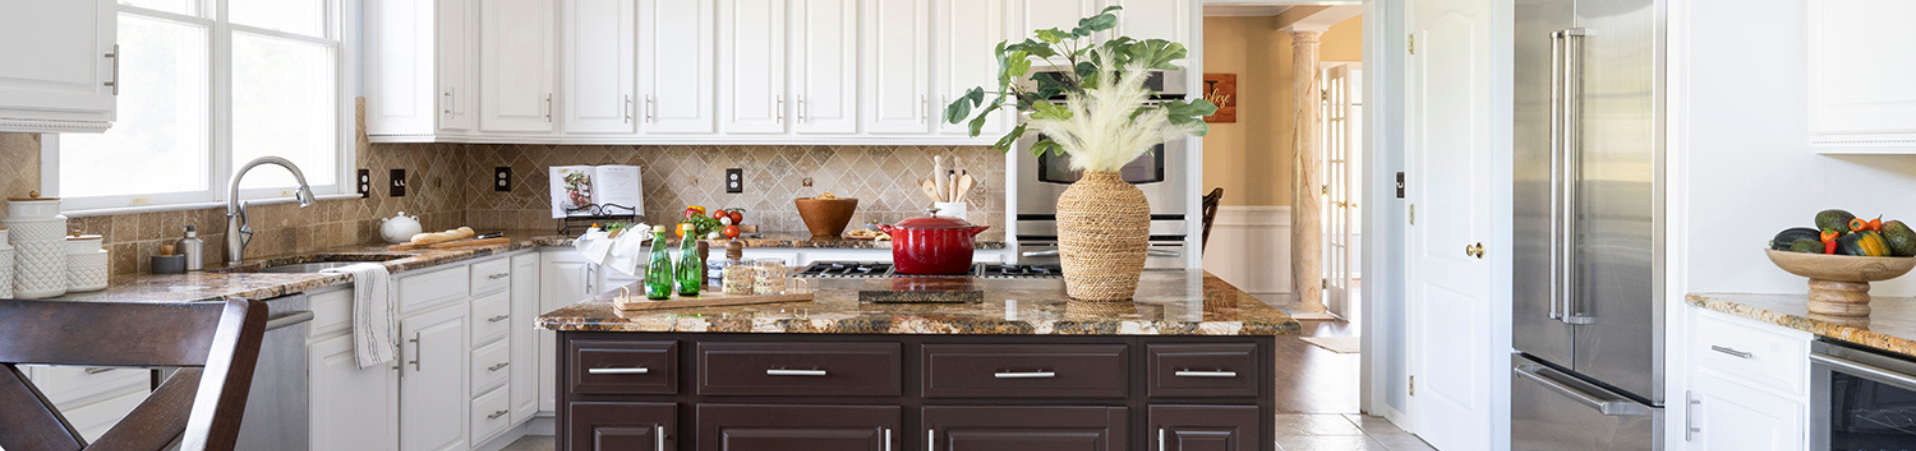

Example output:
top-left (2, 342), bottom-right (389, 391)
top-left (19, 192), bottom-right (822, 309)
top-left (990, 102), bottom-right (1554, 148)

top-left (729, 210), bottom-right (744, 224)
top-left (723, 225), bottom-right (741, 238)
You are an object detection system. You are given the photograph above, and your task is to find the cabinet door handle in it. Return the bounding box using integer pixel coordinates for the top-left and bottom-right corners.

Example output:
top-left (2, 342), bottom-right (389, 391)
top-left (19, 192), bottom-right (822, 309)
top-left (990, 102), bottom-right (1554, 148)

top-left (1158, 427), bottom-right (1166, 451)
top-left (882, 428), bottom-right (892, 451)
top-left (488, 362), bottom-right (509, 372)
top-left (1685, 390), bottom-right (1700, 441)
top-left (1709, 345), bottom-right (1752, 359)
top-left (625, 95), bottom-right (633, 123)
top-left (777, 95), bottom-right (785, 123)
top-left (545, 94), bottom-right (553, 122)
top-left (105, 45), bottom-right (119, 95)
top-left (657, 425), bottom-right (665, 451)
top-left (84, 367), bottom-right (113, 375)
top-left (766, 368), bottom-right (827, 377)
top-left (993, 370), bottom-right (1055, 379)
top-left (798, 95), bottom-right (807, 123)
top-left (587, 366), bottom-right (649, 375)
top-left (919, 95), bottom-right (928, 123)
top-left (488, 314), bottom-right (510, 323)
top-left (646, 95), bottom-right (657, 122)
top-left (489, 273), bottom-right (509, 280)
top-left (927, 429), bottom-right (934, 451)
top-left (444, 90), bottom-right (453, 114)
top-left (1174, 370), bottom-right (1238, 378)
top-left (407, 332), bottom-right (422, 372)
top-left (488, 410), bottom-right (507, 420)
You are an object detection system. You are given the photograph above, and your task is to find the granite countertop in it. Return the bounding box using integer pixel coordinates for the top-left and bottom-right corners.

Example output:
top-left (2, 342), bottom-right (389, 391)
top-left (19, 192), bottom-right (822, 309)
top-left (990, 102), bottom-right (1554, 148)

top-left (1687, 292), bottom-right (1916, 356)
top-left (661, 231), bottom-right (1005, 250)
top-left (536, 270), bottom-right (1301, 336)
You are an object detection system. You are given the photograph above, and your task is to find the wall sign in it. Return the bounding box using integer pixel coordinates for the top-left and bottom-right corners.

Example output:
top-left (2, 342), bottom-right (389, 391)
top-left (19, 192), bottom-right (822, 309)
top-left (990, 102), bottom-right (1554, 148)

top-left (1204, 73), bottom-right (1237, 123)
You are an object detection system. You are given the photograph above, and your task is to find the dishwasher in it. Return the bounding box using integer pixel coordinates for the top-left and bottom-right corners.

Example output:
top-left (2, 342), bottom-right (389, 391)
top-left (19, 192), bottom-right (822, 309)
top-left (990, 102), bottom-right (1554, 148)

top-left (234, 293), bottom-right (315, 451)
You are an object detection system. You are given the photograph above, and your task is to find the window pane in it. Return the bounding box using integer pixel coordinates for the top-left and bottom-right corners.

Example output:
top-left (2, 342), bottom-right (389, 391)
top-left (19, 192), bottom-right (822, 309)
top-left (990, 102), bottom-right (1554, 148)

top-left (119, 0), bottom-right (202, 17)
top-left (232, 33), bottom-right (336, 190)
top-left (229, 0), bottom-right (326, 37)
top-left (61, 15), bottom-right (209, 198)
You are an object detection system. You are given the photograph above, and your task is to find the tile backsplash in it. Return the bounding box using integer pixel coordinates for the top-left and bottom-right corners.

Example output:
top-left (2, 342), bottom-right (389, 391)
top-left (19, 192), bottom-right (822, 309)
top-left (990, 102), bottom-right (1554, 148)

top-left (0, 99), bottom-right (1006, 279)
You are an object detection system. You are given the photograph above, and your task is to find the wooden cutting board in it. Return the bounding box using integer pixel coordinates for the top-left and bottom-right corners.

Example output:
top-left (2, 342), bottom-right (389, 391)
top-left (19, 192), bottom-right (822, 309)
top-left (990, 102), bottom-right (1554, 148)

top-left (388, 237), bottom-right (512, 251)
top-left (614, 290), bottom-right (814, 311)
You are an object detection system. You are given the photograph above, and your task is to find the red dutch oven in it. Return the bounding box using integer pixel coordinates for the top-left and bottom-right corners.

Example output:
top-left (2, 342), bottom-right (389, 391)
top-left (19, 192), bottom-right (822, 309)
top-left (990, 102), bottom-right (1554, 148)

top-left (879, 211), bottom-right (991, 275)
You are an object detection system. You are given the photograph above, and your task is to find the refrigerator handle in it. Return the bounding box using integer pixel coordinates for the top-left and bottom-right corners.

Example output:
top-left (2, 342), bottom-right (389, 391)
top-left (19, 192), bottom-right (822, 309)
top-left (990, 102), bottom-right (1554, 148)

top-left (1547, 29), bottom-right (1565, 321)
top-left (1555, 28), bottom-right (1595, 326)
top-left (1513, 364), bottom-right (1649, 416)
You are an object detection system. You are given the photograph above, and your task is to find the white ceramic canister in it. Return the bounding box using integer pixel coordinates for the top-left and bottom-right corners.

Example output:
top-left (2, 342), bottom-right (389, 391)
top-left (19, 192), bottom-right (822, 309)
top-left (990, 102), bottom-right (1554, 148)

top-left (4, 192), bottom-right (67, 299)
top-left (65, 234), bottom-right (108, 293)
top-left (0, 227), bottom-right (13, 298)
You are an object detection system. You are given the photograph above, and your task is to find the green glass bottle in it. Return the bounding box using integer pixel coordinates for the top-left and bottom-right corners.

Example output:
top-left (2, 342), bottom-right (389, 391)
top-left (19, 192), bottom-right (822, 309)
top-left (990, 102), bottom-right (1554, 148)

top-left (643, 225), bottom-right (674, 300)
top-left (675, 229), bottom-right (703, 297)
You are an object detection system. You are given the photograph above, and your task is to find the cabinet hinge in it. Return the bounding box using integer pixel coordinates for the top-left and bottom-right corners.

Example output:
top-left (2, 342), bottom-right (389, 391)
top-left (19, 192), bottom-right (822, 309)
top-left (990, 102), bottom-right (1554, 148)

top-left (1409, 375), bottom-right (1415, 396)
top-left (1408, 35), bottom-right (1416, 54)
top-left (1322, 279), bottom-right (1328, 289)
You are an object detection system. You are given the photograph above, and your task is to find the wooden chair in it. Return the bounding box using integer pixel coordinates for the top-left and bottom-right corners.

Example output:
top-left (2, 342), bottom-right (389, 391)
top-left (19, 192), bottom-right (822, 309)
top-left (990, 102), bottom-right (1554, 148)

top-left (1201, 187), bottom-right (1224, 251)
top-left (0, 299), bottom-right (268, 451)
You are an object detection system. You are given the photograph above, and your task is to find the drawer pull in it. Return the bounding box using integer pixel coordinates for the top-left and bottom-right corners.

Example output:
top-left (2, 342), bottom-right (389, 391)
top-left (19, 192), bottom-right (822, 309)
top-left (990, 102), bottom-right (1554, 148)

top-left (588, 367), bottom-right (650, 375)
top-left (993, 370), bottom-right (1056, 379)
top-left (488, 273), bottom-right (509, 280)
top-left (657, 425), bottom-right (665, 450)
top-left (487, 410), bottom-right (507, 420)
top-left (487, 315), bottom-right (510, 323)
top-left (766, 368), bottom-right (828, 377)
top-left (84, 367), bottom-right (113, 375)
top-left (1174, 370), bottom-right (1238, 378)
top-left (488, 362), bottom-right (509, 372)
top-left (1709, 345), bottom-right (1753, 359)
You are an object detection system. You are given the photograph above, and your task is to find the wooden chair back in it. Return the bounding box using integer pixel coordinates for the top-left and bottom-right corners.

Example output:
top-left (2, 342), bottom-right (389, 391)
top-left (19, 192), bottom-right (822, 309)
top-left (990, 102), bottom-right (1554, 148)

top-left (1201, 187), bottom-right (1224, 251)
top-left (0, 299), bottom-right (268, 451)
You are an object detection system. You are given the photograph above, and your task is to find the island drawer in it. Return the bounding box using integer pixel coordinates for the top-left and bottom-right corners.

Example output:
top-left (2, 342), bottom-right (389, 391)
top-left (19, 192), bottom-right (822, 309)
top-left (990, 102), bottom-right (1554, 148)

top-left (697, 342), bottom-right (902, 396)
top-left (1146, 343), bottom-right (1261, 398)
top-left (570, 339), bottom-right (678, 395)
top-left (921, 344), bottom-right (1129, 398)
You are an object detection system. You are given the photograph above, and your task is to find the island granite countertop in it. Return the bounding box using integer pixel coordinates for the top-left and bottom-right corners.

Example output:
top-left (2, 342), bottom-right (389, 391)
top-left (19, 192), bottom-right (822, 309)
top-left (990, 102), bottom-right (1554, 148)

top-left (537, 270), bottom-right (1301, 336)
top-left (1688, 292), bottom-right (1916, 356)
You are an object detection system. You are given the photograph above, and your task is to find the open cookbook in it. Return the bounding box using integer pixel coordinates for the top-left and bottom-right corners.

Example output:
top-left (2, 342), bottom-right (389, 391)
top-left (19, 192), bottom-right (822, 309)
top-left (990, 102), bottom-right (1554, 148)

top-left (549, 165), bottom-right (643, 218)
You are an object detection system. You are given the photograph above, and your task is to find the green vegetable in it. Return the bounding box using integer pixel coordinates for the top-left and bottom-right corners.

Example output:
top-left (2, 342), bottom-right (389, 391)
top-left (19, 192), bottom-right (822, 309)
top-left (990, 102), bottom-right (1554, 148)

top-left (1771, 227), bottom-right (1822, 251)
top-left (680, 213), bottom-right (723, 237)
top-left (1883, 220), bottom-right (1916, 257)
top-left (1789, 238), bottom-right (1821, 253)
top-left (1816, 209), bottom-right (1857, 236)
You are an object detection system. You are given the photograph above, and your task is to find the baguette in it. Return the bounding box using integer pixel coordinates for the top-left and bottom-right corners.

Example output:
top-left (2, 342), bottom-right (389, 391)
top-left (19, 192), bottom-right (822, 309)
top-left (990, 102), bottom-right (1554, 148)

top-left (411, 226), bottom-right (475, 245)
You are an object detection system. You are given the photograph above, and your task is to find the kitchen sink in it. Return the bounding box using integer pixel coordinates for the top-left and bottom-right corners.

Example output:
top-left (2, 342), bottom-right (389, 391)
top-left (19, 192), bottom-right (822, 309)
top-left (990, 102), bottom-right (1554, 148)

top-left (216, 254), bottom-right (407, 274)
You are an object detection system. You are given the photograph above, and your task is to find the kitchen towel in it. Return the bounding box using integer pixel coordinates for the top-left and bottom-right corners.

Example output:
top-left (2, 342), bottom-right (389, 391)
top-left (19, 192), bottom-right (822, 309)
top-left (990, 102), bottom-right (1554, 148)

top-left (324, 262), bottom-right (398, 369)
top-left (574, 225), bottom-right (650, 278)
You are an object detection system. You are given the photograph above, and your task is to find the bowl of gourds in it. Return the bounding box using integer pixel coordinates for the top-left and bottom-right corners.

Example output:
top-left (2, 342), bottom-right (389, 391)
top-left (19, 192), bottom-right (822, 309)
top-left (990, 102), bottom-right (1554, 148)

top-left (1766, 209), bottom-right (1916, 317)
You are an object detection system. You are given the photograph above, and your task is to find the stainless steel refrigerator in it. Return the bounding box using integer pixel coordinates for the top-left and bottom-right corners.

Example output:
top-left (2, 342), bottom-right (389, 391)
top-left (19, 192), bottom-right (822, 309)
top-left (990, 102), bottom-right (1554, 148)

top-left (1512, 0), bottom-right (1665, 448)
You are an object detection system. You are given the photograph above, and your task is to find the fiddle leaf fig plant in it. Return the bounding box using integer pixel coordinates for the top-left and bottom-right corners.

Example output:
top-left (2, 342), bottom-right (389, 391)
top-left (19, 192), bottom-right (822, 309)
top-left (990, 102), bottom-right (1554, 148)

top-left (943, 6), bottom-right (1217, 173)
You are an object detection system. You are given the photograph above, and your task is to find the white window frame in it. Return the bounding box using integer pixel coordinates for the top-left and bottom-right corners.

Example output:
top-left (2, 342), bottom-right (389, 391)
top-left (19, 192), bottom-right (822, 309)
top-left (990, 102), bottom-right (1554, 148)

top-left (42, 0), bottom-right (359, 215)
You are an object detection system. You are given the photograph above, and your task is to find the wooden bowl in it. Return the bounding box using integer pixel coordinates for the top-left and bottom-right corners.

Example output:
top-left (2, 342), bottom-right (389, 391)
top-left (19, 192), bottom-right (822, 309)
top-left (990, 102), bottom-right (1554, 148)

top-left (1765, 249), bottom-right (1916, 316)
top-left (794, 198), bottom-right (859, 238)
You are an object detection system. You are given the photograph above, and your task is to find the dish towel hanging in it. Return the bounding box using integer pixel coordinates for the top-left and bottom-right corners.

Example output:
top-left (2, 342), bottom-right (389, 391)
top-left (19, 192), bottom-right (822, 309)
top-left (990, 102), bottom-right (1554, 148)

top-left (323, 262), bottom-right (398, 369)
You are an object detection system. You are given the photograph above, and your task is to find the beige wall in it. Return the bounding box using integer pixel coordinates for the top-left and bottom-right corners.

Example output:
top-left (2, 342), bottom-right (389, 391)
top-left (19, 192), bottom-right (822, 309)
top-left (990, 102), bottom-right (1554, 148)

top-left (1201, 14), bottom-right (1362, 207)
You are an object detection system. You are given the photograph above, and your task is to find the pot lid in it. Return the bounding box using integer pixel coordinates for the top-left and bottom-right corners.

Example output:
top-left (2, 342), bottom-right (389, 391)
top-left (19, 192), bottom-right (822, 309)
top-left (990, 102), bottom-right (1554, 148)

top-left (6, 190), bottom-right (56, 202)
top-left (892, 208), bottom-right (979, 230)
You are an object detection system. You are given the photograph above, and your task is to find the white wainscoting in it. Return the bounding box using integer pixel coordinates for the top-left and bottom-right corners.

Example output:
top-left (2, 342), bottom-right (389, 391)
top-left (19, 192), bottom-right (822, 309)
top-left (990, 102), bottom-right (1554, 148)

top-left (1203, 206), bottom-right (1292, 300)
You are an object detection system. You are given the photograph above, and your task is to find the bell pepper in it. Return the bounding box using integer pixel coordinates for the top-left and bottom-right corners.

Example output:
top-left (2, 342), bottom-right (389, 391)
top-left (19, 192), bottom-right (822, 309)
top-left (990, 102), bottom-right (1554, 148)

top-left (1822, 228), bottom-right (1841, 243)
top-left (1826, 239), bottom-right (1839, 255)
top-left (1870, 216), bottom-right (1884, 232)
top-left (684, 206), bottom-right (707, 219)
top-left (1851, 217), bottom-right (1871, 233)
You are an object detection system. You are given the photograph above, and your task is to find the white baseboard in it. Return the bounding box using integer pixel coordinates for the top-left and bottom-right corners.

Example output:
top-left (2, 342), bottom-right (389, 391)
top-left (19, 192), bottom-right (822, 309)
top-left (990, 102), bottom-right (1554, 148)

top-left (1203, 206), bottom-right (1293, 294)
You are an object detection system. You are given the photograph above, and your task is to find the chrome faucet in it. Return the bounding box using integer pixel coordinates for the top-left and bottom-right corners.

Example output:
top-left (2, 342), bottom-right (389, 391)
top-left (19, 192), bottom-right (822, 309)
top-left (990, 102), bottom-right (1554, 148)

top-left (226, 156), bottom-right (317, 265)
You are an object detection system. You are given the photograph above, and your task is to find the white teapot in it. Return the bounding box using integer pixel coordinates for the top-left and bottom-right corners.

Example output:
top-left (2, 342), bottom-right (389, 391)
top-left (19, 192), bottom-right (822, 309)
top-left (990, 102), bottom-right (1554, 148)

top-left (380, 211), bottom-right (423, 244)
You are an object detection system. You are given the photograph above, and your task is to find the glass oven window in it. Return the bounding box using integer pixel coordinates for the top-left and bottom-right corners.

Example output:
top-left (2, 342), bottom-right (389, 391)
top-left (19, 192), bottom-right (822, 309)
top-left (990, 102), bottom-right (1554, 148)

top-left (1829, 371), bottom-right (1916, 450)
top-left (1036, 139), bottom-right (1166, 185)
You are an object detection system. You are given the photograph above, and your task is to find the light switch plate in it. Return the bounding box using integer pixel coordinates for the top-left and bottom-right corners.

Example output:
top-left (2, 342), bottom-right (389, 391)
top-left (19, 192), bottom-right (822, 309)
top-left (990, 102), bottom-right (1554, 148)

top-left (390, 169), bottom-right (407, 197)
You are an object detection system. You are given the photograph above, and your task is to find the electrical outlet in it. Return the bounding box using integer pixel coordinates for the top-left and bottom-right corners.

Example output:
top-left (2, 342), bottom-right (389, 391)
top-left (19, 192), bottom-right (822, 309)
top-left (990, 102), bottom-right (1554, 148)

top-left (726, 168), bottom-right (743, 193)
top-left (389, 169), bottom-right (407, 197)
top-left (494, 167), bottom-right (512, 192)
top-left (357, 169), bottom-right (371, 198)
top-left (1395, 172), bottom-right (1406, 198)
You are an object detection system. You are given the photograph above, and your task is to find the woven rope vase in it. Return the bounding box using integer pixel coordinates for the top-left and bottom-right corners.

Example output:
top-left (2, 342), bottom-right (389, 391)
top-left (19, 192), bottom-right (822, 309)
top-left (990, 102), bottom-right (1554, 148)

top-left (1057, 171), bottom-right (1150, 301)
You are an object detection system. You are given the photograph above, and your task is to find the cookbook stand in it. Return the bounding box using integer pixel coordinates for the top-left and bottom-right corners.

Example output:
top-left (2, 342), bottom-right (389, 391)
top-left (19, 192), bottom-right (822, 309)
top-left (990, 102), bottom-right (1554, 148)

top-left (558, 203), bottom-right (638, 236)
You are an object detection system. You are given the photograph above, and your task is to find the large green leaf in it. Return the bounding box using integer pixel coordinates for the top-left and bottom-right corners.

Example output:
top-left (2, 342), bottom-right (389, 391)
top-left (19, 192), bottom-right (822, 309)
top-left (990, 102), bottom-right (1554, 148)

top-left (1035, 28), bottom-right (1071, 44)
top-left (1078, 13), bottom-right (1118, 33)
top-left (992, 123), bottom-right (1029, 153)
top-left (1125, 39), bottom-right (1188, 70)
top-left (943, 87), bottom-right (986, 124)
top-left (966, 102), bottom-right (1001, 137)
top-left (1030, 101), bottom-right (1072, 121)
top-left (1030, 139), bottom-right (1064, 158)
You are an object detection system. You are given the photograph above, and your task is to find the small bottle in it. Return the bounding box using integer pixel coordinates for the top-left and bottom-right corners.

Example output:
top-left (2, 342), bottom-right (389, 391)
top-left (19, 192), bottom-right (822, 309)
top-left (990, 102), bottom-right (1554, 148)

top-left (675, 232), bottom-right (703, 297)
top-left (643, 225), bottom-right (674, 300)
top-left (179, 225), bottom-right (205, 271)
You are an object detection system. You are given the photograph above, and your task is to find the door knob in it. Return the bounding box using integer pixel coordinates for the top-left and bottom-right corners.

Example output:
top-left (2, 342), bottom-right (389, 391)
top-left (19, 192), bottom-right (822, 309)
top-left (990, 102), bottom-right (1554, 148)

top-left (1465, 243), bottom-right (1484, 258)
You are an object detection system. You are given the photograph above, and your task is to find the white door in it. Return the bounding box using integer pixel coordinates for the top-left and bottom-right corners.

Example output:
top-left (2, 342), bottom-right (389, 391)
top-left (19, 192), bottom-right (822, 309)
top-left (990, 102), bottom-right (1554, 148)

top-left (638, 0), bottom-right (717, 134)
top-left (1103, 0), bottom-right (1186, 43)
top-left (1406, 0), bottom-right (1496, 448)
top-left (310, 334), bottom-right (401, 451)
top-left (861, 0), bottom-right (930, 134)
top-left (508, 253), bottom-right (541, 422)
top-left (538, 250), bottom-right (593, 414)
top-left (1686, 376), bottom-right (1804, 451)
top-left (1322, 64), bottom-right (1361, 319)
top-left (562, 0), bottom-right (637, 134)
top-left (400, 304), bottom-right (470, 451)
top-left (719, 0), bottom-right (786, 134)
top-left (438, 0), bottom-right (476, 132)
top-left (791, 0), bottom-right (858, 134)
top-left (479, 0), bottom-right (555, 133)
top-left (0, 0), bottom-right (117, 125)
top-left (366, 0), bottom-right (436, 135)
top-left (932, 0), bottom-right (1005, 136)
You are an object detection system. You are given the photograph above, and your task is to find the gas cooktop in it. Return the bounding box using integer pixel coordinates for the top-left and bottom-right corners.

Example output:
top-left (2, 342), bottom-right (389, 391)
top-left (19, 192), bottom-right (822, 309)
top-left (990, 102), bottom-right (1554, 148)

top-left (794, 261), bottom-right (1064, 279)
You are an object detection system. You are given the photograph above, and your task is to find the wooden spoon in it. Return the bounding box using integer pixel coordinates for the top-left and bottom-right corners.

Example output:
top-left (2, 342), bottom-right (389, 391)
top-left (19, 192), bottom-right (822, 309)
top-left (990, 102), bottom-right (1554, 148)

top-left (920, 178), bottom-right (942, 203)
top-left (954, 173), bottom-right (976, 203)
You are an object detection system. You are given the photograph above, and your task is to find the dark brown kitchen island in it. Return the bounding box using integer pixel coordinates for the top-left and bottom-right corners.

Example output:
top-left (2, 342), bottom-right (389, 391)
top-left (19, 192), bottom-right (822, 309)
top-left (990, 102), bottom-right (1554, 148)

top-left (537, 269), bottom-right (1298, 451)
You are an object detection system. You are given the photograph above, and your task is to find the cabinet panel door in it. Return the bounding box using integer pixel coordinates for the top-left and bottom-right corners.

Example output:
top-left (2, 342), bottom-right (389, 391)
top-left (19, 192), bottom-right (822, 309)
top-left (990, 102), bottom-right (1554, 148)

top-left (479, 0), bottom-right (556, 133)
top-left (925, 406), bottom-right (1127, 451)
top-left (1011, 0), bottom-right (1098, 41)
top-left (570, 402), bottom-right (676, 451)
top-left (1105, 0), bottom-right (1187, 44)
top-left (862, 0), bottom-right (930, 134)
top-left (639, 0), bottom-right (718, 134)
top-left (509, 253), bottom-right (541, 422)
top-left (310, 334), bottom-right (401, 451)
top-left (400, 305), bottom-right (470, 451)
top-left (0, 0), bottom-right (116, 123)
top-left (1148, 405), bottom-right (1259, 451)
top-left (367, 0), bottom-right (437, 135)
top-left (791, 0), bottom-right (858, 134)
top-left (719, 0), bottom-right (786, 134)
top-left (541, 250), bottom-right (594, 414)
top-left (437, 0), bottom-right (477, 131)
top-left (563, 0), bottom-right (638, 134)
top-left (698, 404), bottom-right (900, 451)
top-left (1687, 374), bottom-right (1802, 451)
top-left (933, 0), bottom-right (1005, 136)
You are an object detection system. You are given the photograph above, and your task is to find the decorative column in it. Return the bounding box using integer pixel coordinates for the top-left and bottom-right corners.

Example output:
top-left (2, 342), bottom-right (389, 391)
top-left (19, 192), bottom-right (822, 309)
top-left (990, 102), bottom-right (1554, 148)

top-left (1285, 26), bottom-right (1327, 313)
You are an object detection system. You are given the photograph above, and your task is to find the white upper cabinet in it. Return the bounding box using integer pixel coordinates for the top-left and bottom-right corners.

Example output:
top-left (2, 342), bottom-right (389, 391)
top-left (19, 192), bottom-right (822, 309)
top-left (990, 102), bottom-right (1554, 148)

top-left (719, 0), bottom-right (787, 134)
top-left (562, 0), bottom-right (637, 134)
top-left (479, 0), bottom-right (556, 133)
top-left (934, 0), bottom-right (1006, 136)
top-left (1808, 0), bottom-right (1916, 153)
top-left (863, 0), bottom-right (931, 135)
top-left (639, 0), bottom-right (718, 134)
top-left (790, 0), bottom-right (859, 135)
top-left (1011, 0), bottom-right (1098, 42)
top-left (366, 0), bottom-right (438, 137)
top-left (0, 0), bottom-right (117, 133)
top-left (1106, 0), bottom-right (1187, 44)
top-left (438, 0), bottom-right (477, 132)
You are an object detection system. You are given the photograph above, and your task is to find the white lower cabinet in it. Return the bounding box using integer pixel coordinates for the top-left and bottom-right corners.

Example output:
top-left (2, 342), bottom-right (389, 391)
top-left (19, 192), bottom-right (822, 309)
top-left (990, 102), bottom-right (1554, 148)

top-left (540, 248), bottom-right (594, 414)
top-left (401, 303), bottom-right (471, 451)
top-left (1686, 373), bottom-right (1803, 451)
top-left (509, 253), bottom-right (543, 422)
top-left (1683, 308), bottom-right (1811, 451)
top-left (311, 334), bottom-right (402, 451)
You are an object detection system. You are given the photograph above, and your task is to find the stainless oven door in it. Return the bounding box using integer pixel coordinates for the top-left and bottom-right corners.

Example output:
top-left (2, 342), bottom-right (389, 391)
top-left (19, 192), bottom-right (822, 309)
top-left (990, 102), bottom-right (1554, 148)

top-left (1812, 340), bottom-right (1916, 451)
